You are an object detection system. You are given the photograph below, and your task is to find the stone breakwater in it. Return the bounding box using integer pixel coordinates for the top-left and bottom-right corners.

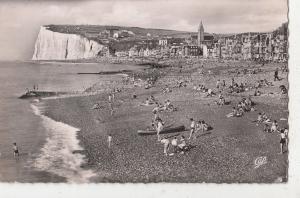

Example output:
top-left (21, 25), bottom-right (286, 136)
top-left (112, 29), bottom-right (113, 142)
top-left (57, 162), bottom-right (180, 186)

top-left (32, 26), bottom-right (106, 60)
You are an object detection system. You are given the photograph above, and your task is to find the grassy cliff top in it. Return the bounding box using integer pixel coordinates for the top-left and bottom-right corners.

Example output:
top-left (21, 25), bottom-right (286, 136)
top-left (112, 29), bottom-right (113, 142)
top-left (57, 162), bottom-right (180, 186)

top-left (44, 24), bottom-right (194, 37)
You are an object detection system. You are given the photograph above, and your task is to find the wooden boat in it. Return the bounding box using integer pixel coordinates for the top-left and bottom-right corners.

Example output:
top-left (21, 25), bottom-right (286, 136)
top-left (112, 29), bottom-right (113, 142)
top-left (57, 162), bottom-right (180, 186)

top-left (77, 70), bottom-right (131, 75)
top-left (137, 125), bottom-right (185, 135)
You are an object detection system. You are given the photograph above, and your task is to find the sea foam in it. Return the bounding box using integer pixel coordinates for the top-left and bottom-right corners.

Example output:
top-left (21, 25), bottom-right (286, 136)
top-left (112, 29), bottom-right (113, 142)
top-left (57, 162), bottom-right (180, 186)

top-left (30, 104), bottom-right (96, 183)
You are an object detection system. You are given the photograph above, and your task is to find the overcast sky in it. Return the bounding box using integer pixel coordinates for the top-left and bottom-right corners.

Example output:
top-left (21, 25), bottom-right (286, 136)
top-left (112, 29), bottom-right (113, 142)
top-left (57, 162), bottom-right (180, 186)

top-left (0, 0), bottom-right (287, 60)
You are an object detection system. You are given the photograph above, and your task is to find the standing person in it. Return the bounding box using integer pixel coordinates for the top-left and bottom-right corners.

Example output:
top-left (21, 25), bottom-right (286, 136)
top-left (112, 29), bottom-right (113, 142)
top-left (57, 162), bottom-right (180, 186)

top-left (156, 118), bottom-right (164, 141)
top-left (222, 80), bottom-right (226, 88)
top-left (189, 118), bottom-right (196, 140)
top-left (13, 143), bottom-right (19, 158)
top-left (108, 93), bottom-right (113, 104)
top-left (274, 68), bottom-right (280, 81)
top-left (216, 79), bottom-right (221, 89)
top-left (107, 134), bottom-right (112, 148)
top-left (108, 93), bottom-right (114, 116)
top-left (160, 138), bottom-right (170, 156)
top-left (153, 111), bottom-right (160, 122)
top-left (279, 129), bottom-right (287, 154)
top-left (112, 91), bottom-right (115, 102)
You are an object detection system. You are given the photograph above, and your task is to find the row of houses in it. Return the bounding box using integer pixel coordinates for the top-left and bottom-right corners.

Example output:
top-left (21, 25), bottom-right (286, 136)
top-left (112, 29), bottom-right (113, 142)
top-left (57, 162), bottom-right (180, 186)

top-left (104, 23), bottom-right (288, 62)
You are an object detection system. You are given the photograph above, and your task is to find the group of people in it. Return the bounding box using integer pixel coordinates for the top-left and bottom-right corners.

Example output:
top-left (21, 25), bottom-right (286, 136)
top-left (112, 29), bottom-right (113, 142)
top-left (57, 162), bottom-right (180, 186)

top-left (193, 84), bottom-right (208, 92)
top-left (255, 79), bottom-right (273, 89)
top-left (160, 135), bottom-right (189, 156)
top-left (151, 99), bottom-right (176, 113)
top-left (254, 112), bottom-right (272, 125)
top-left (228, 82), bottom-right (246, 94)
top-left (188, 118), bottom-right (211, 140)
top-left (145, 77), bottom-right (155, 89)
top-left (162, 86), bottom-right (172, 94)
top-left (227, 97), bottom-right (255, 118)
top-left (216, 79), bottom-right (226, 90)
top-left (256, 115), bottom-right (288, 154)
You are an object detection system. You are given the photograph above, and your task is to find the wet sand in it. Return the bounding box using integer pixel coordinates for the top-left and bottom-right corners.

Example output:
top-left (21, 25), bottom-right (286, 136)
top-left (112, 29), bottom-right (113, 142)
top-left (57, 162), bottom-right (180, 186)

top-left (43, 60), bottom-right (288, 183)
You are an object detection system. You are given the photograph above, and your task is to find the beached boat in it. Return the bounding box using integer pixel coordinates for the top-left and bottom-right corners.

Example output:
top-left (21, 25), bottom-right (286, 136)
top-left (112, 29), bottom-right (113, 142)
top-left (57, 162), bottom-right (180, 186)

top-left (137, 125), bottom-right (185, 135)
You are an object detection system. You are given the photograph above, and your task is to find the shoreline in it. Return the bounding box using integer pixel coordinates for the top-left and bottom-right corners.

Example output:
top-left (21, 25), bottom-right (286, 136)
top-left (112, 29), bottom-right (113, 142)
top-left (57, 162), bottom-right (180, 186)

top-left (41, 59), bottom-right (288, 182)
top-left (30, 101), bottom-right (97, 183)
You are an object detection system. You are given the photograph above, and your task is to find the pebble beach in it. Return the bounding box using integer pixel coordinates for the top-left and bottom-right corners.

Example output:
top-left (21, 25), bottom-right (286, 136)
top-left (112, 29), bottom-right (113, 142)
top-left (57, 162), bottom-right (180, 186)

top-left (42, 59), bottom-right (288, 183)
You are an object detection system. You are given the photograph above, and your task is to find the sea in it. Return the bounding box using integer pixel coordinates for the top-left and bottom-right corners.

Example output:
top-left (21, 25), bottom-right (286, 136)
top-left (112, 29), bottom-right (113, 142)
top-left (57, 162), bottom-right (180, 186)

top-left (0, 61), bottom-right (142, 183)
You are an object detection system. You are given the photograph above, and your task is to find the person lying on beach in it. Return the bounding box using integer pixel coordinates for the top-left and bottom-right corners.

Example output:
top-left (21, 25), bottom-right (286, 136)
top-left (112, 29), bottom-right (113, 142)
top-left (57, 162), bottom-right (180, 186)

top-left (207, 89), bottom-right (215, 97)
top-left (92, 103), bottom-right (104, 110)
top-left (226, 107), bottom-right (242, 118)
top-left (140, 98), bottom-right (154, 106)
top-left (262, 113), bottom-right (272, 124)
top-left (263, 79), bottom-right (273, 87)
top-left (160, 138), bottom-right (170, 156)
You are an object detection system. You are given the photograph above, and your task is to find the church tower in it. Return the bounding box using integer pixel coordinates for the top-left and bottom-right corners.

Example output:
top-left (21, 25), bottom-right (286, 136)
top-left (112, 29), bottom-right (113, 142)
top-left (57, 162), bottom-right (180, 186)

top-left (198, 21), bottom-right (204, 46)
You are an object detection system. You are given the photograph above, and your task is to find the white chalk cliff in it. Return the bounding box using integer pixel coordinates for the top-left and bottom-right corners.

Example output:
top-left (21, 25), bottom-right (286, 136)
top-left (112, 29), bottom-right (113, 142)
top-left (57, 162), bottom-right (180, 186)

top-left (32, 26), bottom-right (105, 60)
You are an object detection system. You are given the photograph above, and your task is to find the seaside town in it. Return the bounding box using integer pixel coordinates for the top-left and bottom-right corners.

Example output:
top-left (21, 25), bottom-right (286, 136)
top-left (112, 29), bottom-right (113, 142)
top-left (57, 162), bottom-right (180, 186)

top-left (50, 21), bottom-right (288, 63)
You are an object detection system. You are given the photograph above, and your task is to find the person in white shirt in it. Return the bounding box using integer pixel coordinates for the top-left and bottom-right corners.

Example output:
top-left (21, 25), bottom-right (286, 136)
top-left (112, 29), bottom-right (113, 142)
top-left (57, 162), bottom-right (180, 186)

top-left (279, 129), bottom-right (287, 154)
top-left (178, 136), bottom-right (187, 154)
top-left (160, 138), bottom-right (170, 156)
top-left (170, 137), bottom-right (178, 155)
top-left (271, 120), bottom-right (278, 133)
top-left (107, 134), bottom-right (112, 148)
top-left (156, 119), bottom-right (164, 141)
top-left (189, 118), bottom-right (196, 139)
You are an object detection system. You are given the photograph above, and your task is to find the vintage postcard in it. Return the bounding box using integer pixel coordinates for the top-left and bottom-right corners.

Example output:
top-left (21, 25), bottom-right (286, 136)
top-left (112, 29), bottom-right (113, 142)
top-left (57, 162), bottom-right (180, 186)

top-left (0, 0), bottom-right (290, 186)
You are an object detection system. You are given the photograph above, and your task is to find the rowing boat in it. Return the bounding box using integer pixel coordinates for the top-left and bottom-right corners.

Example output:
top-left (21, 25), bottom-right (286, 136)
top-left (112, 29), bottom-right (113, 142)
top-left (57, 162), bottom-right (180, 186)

top-left (137, 125), bottom-right (185, 135)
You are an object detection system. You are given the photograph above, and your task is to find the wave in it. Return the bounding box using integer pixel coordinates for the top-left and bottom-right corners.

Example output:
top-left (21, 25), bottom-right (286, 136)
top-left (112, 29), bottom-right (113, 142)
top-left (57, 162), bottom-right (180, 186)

top-left (30, 104), bottom-right (96, 183)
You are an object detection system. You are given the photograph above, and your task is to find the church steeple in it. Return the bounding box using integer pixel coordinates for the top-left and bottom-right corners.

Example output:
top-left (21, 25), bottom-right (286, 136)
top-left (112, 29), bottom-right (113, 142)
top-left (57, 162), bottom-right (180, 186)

top-left (198, 20), bottom-right (204, 46)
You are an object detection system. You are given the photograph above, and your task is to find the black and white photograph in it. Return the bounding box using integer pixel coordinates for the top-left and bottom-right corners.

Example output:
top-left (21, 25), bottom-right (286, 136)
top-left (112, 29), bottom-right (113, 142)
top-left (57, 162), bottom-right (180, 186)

top-left (0, 0), bottom-right (293, 188)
